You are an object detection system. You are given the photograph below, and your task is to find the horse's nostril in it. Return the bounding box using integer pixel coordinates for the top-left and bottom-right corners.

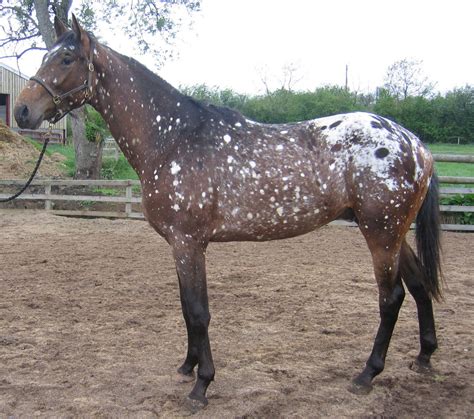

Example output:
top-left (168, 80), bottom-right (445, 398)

top-left (14, 104), bottom-right (32, 128)
top-left (20, 104), bottom-right (29, 119)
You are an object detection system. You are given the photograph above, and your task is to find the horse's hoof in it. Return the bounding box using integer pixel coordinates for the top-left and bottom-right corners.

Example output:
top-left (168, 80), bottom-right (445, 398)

top-left (410, 359), bottom-right (433, 375)
top-left (348, 379), bottom-right (373, 395)
top-left (176, 370), bottom-right (195, 384)
top-left (184, 395), bottom-right (208, 413)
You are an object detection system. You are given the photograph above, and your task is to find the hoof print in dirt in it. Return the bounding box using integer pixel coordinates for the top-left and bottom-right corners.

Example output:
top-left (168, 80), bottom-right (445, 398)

top-left (176, 370), bottom-right (196, 384)
top-left (348, 380), bottom-right (373, 395)
top-left (184, 395), bottom-right (208, 413)
top-left (409, 359), bottom-right (434, 375)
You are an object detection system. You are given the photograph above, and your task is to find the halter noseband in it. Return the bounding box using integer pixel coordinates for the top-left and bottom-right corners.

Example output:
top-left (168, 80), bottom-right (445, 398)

top-left (30, 38), bottom-right (95, 124)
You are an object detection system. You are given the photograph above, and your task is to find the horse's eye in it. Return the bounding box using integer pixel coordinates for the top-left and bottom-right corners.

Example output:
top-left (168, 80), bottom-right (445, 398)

top-left (62, 56), bottom-right (73, 65)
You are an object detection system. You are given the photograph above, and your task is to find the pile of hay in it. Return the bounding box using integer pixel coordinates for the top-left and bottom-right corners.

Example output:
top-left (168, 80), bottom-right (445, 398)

top-left (0, 121), bottom-right (67, 179)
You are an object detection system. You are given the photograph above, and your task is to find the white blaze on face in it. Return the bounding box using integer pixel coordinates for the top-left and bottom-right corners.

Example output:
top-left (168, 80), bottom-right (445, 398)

top-left (43, 44), bottom-right (63, 63)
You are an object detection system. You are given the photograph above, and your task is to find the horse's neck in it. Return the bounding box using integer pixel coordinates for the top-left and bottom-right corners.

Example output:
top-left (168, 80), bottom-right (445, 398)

top-left (91, 44), bottom-right (188, 177)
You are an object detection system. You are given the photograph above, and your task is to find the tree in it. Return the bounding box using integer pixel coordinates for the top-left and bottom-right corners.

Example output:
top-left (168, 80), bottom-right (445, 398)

top-left (0, 0), bottom-right (200, 178)
top-left (436, 85), bottom-right (474, 143)
top-left (181, 84), bottom-right (248, 110)
top-left (256, 62), bottom-right (303, 95)
top-left (384, 58), bottom-right (435, 100)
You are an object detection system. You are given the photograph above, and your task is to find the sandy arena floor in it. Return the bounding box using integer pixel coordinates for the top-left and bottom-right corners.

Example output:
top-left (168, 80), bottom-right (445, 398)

top-left (0, 211), bottom-right (472, 417)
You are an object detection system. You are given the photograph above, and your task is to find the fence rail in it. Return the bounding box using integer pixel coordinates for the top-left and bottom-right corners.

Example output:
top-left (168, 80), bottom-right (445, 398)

top-left (0, 174), bottom-right (472, 230)
top-left (15, 128), bottom-right (65, 143)
top-left (432, 154), bottom-right (474, 163)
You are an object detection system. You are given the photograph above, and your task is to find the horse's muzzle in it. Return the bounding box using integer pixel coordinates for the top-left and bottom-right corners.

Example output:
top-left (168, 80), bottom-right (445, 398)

top-left (14, 103), bottom-right (43, 129)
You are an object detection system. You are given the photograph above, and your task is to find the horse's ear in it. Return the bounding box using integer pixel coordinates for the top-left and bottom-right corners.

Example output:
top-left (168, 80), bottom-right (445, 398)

top-left (70, 13), bottom-right (92, 53)
top-left (71, 13), bottom-right (83, 41)
top-left (54, 16), bottom-right (69, 38)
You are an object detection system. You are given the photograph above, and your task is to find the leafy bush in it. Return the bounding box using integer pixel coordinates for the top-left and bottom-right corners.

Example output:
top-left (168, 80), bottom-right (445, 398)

top-left (440, 194), bottom-right (474, 225)
top-left (101, 156), bottom-right (138, 180)
top-left (85, 106), bottom-right (109, 143)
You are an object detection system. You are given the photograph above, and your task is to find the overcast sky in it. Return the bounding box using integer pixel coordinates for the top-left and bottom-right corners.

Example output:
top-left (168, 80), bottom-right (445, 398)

top-left (3, 0), bottom-right (473, 95)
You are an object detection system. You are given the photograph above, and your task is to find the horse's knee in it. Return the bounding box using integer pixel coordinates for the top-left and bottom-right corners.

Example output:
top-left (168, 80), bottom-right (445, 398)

top-left (187, 306), bottom-right (211, 330)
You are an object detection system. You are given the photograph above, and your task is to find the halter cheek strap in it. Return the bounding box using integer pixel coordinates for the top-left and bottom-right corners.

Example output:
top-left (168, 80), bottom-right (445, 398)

top-left (30, 38), bottom-right (95, 124)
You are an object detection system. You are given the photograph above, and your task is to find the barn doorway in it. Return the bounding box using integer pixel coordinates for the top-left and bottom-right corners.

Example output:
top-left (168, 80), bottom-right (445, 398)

top-left (0, 94), bottom-right (9, 126)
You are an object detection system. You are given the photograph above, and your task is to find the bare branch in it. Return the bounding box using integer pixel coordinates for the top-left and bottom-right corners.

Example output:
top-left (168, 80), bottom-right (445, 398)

top-left (0, 5), bottom-right (40, 30)
top-left (384, 58), bottom-right (435, 99)
top-left (0, 32), bottom-right (42, 47)
top-left (0, 46), bottom-right (47, 60)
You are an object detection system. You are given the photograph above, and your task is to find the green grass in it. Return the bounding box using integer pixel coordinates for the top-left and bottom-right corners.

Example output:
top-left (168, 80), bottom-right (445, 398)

top-left (425, 143), bottom-right (474, 178)
top-left (46, 144), bottom-right (76, 177)
top-left (26, 140), bottom-right (76, 176)
top-left (27, 140), bottom-right (73, 159)
top-left (427, 143), bottom-right (474, 155)
top-left (34, 143), bottom-right (138, 179)
top-left (101, 155), bottom-right (138, 180)
top-left (92, 187), bottom-right (122, 196)
top-left (434, 162), bottom-right (474, 178)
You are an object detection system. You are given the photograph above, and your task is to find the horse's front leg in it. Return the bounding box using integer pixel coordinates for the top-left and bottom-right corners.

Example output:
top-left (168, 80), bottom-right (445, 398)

top-left (171, 234), bottom-right (214, 408)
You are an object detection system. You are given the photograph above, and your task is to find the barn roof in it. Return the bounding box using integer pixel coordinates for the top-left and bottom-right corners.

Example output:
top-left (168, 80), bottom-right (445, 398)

top-left (0, 62), bottom-right (29, 80)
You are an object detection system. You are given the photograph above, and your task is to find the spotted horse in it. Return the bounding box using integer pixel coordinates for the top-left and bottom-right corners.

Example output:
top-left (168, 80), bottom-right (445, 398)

top-left (14, 15), bottom-right (443, 410)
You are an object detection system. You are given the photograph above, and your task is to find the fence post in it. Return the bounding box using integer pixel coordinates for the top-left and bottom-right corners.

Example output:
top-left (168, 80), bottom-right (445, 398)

top-left (125, 183), bottom-right (132, 217)
top-left (45, 183), bottom-right (52, 210)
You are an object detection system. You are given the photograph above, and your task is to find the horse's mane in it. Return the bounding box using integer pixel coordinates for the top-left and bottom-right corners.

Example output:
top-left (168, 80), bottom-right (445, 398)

top-left (186, 97), bottom-right (247, 127)
top-left (107, 45), bottom-right (247, 127)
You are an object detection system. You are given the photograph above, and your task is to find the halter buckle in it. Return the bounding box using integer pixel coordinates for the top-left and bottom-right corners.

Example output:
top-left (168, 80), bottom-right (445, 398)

top-left (88, 62), bottom-right (94, 72)
top-left (53, 95), bottom-right (61, 105)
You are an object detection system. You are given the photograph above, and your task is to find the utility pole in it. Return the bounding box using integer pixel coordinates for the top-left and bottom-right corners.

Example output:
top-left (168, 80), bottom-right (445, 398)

top-left (345, 64), bottom-right (349, 90)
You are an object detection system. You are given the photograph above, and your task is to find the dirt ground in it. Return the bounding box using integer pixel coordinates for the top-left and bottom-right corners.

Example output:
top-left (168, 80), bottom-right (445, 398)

top-left (0, 211), bottom-right (472, 418)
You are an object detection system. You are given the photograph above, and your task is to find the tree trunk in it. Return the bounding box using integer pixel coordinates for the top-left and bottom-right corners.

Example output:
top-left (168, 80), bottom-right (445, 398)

top-left (34, 0), bottom-right (103, 179)
top-left (70, 108), bottom-right (103, 179)
top-left (34, 0), bottom-right (56, 48)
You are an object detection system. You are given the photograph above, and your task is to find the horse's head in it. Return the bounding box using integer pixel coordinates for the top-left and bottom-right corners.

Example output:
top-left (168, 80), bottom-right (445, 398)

top-left (14, 14), bottom-right (94, 129)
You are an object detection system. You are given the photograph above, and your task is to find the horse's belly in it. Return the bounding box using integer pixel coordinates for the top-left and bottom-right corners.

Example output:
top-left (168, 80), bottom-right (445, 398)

top-left (210, 197), bottom-right (344, 242)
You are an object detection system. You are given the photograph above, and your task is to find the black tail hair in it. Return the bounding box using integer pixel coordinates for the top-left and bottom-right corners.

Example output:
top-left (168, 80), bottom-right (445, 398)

top-left (415, 173), bottom-right (443, 301)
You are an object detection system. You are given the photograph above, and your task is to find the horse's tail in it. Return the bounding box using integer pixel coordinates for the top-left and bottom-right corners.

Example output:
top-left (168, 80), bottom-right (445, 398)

top-left (415, 173), bottom-right (443, 301)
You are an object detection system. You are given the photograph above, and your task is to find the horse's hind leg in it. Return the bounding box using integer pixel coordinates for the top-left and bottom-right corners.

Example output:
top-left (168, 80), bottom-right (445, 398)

top-left (350, 234), bottom-right (406, 394)
top-left (399, 240), bottom-right (437, 371)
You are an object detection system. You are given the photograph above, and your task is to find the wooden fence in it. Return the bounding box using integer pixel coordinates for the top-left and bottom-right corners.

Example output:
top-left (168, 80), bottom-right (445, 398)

top-left (0, 154), bottom-right (472, 231)
top-left (0, 179), bottom-right (143, 219)
top-left (16, 128), bottom-right (66, 144)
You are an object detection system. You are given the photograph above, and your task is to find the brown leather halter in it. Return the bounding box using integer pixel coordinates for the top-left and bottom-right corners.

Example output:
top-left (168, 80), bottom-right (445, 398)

top-left (30, 38), bottom-right (95, 124)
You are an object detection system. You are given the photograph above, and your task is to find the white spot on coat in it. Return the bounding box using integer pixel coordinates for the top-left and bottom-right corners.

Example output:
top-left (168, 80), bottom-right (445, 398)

top-left (170, 161), bottom-right (181, 175)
